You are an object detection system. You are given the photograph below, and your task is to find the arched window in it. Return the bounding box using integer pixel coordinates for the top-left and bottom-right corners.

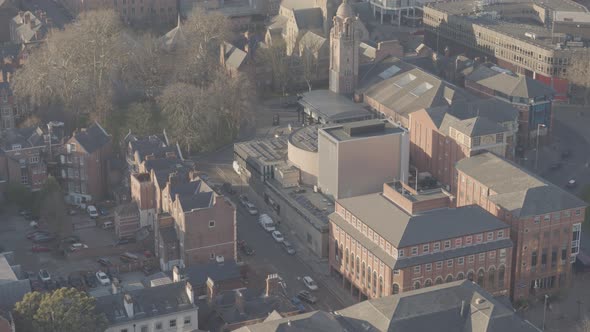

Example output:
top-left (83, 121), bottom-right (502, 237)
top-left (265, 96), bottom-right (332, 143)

top-left (446, 274), bottom-right (454, 283)
top-left (350, 252), bottom-right (354, 271)
top-left (467, 271), bottom-right (474, 281)
top-left (457, 272), bottom-right (465, 280)
top-left (345, 248), bottom-right (349, 270)
top-left (373, 271), bottom-right (377, 293)
top-left (362, 261), bottom-right (366, 285)
top-left (334, 240), bottom-right (339, 261)
top-left (424, 279), bottom-right (432, 287)
top-left (488, 267), bottom-right (496, 288)
top-left (435, 277), bottom-right (443, 285)
top-left (414, 281), bottom-right (421, 290)
top-left (498, 265), bottom-right (506, 288)
top-left (379, 276), bottom-right (383, 296)
top-left (367, 267), bottom-right (372, 289)
top-left (392, 283), bottom-right (400, 294)
top-left (356, 256), bottom-right (360, 279)
top-left (477, 269), bottom-right (485, 286)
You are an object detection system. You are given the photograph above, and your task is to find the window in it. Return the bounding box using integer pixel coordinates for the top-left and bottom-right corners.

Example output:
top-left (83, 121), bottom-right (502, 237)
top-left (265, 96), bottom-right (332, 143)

top-left (367, 267), bottom-right (372, 289)
top-left (476, 234), bottom-right (483, 243)
top-left (414, 265), bottom-right (421, 274)
top-left (411, 247), bottom-right (418, 255)
top-left (553, 212), bottom-right (561, 221)
top-left (576, 209), bottom-right (581, 216)
top-left (498, 265), bottom-right (505, 288)
top-left (446, 259), bottom-right (453, 267)
top-left (121, 329), bottom-right (128, 332)
top-left (465, 236), bottom-right (472, 245)
top-left (534, 216), bottom-right (541, 224)
top-left (424, 279), bottom-right (432, 287)
top-left (496, 133), bottom-right (504, 143)
top-left (423, 244), bottom-right (429, 253)
top-left (541, 249), bottom-right (548, 268)
top-left (433, 242), bottom-right (440, 252)
top-left (184, 316), bottom-right (192, 325)
top-left (435, 277), bottom-right (443, 285)
top-left (444, 240), bottom-right (451, 249)
top-left (393, 268), bottom-right (399, 275)
top-left (414, 281), bottom-right (421, 290)
top-left (489, 251), bottom-right (496, 259)
top-left (544, 214), bottom-right (551, 222)
top-left (479, 253), bottom-right (485, 261)
top-left (458, 257), bottom-right (464, 265)
top-left (209, 220), bottom-right (215, 228)
top-left (30, 156), bottom-right (39, 163)
top-left (564, 210), bottom-right (571, 217)
top-left (497, 230), bottom-right (504, 239)
top-left (488, 267), bottom-right (496, 287)
top-left (552, 248), bottom-right (558, 268)
top-left (398, 249), bottom-right (404, 257)
top-left (426, 263), bottom-right (432, 272)
top-left (155, 322), bottom-right (163, 330)
top-left (140, 326), bottom-right (148, 332)
top-left (477, 269), bottom-right (485, 286)
top-left (436, 261), bottom-right (443, 270)
top-left (487, 232), bottom-right (494, 241)
top-left (499, 248), bottom-right (506, 258)
top-left (457, 272), bottom-right (465, 280)
top-left (209, 253), bottom-right (215, 260)
top-left (169, 319), bottom-right (177, 327)
top-left (392, 283), bottom-right (400, 294)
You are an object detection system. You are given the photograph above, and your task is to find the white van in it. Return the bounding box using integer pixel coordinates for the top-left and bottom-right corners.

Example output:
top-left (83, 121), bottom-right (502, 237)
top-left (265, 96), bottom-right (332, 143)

top-left (259, 214), bottom-right (276, 232)
top-left (87, 205), bottom-right (98, 218)
top-left (102, 221), bottom-right (114, 229)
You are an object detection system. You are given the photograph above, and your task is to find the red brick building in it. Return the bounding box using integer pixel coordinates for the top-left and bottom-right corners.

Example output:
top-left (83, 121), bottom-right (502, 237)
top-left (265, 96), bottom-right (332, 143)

top-left (329, 180), bottom-right (512, 301)
top-left (58, 122), bottom-right (112, 205)
top-left (456, 153), bottom-right (586, 300)
top-left (408, 98), bottom-right (518, 192)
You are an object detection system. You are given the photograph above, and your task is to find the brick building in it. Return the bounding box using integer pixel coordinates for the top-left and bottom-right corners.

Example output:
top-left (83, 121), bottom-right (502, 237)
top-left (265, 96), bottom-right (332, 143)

top-left (329, 180), bottom-right (512, 301)
top-left (130, 172), bottom-right (157, 229)
top-left (464, 65), bottom-right (555, 150)
top-left (456, 152), bottom-right (586, 299)
top-left (114, 202), bottom-right (140, 239)
top-left (408, 98), bottom-right (518, 191)
top-left (58, 122), bottom-right (112, 205)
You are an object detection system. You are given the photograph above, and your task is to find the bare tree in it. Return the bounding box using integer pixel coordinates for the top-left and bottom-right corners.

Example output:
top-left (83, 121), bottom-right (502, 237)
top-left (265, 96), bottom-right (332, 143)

top-left (259, 39), bottom-right (293, 96)
top-left (567, 50), bottom-right (590, 105)
top-left (299, 36), bottom-right (325, 92)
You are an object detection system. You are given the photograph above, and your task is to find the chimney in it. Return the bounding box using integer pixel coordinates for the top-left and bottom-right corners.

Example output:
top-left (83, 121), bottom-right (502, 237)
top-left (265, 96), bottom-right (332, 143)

top-left (235, 289), bottom-right (245, 315)
top-left (24, 13), bottom-right (31, 25)
top-left (172, 265), bottom-right (182, 282)
top-left (123, 294), bottom-right (134, 318)
top-left (265, 274), bottom-right (280, 297)
top-left (186, 282), bottom-right (194, 305)
top-left (206, 277), bottom-right (217, 304)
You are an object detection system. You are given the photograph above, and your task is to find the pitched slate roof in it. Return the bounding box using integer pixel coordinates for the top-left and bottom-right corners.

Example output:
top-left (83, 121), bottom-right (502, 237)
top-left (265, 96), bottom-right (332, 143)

top-left (456, 153), bottom-right (586, 217)
top-left (11, 11), bottom-right (45, 43)
top-left (0, 254), bottom-right (31, 310)
top-left (179, 191), bottom-right (214, 212)
top-left (72, 122), bottom-right (111, 154)
top-left (222, 42), bottom-right (248, 70)
top-left (466, 65), bottom-right (554, 99)
top-left (293, 7), bottom-right (323, 31)
top-left (236, 311), bottom-right (346, 332)
top-left (169, 180), bottom-right (203, 201)
top-left (177, 260), bottom-right (242, 286)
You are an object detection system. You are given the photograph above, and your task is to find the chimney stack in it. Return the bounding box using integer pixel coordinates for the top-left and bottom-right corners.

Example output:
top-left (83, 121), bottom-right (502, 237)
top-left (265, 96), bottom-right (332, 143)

top-left (235, 289), bottom-right (245, 315)
top-left (123, 294), bottom-right (134, 318)
top-left (186, 282), bottom-right (194, 305)
top-left (265, 274), bottom-right (280, 297)
top-left (206, 277), bottom-right (217, 304)
top-left (172, 265), bottom-right (182, 282)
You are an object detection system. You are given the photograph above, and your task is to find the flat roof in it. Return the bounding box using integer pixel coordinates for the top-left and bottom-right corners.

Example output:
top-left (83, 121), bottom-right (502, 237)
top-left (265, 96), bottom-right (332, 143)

top-left (321, 119), bottom-right (405, 142)
top-left (386, 182), bottom-right (450, 203)
top-left (234, 135), bottom-right (288, 165)
top-left (288, 125), bottom-right (320, 152)
top-left (299, 90), bottom-right (373, 122)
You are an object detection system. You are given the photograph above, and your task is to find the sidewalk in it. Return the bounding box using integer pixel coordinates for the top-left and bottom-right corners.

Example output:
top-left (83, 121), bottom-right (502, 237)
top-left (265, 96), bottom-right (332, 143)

top-left (243, 186), bottom-right (357, 309)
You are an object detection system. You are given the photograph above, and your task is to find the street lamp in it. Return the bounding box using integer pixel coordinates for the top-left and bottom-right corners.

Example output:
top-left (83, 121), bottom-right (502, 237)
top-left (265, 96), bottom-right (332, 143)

top-left (534, 123), bottom-right (546, 171)
top-left (542, 294), bottom-right (549, 331)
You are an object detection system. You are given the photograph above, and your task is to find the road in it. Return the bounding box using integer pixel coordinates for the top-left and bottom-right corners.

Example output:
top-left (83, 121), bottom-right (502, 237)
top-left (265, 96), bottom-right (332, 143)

top-left (23, 0), bottom-right (73, 29)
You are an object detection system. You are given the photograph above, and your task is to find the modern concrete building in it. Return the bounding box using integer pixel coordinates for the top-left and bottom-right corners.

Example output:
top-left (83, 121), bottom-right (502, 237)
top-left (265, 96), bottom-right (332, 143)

top-left (408, 98), bottom-right (519, 191)
top-left (456, 152), bottom-right (587, 300)
top-left (464, 64), bottom-right (555, 150)
top-left (368, 0), bottom-right (421, 27)
top-left (318, 119), bottom-right (409, 199)
top-left (298, 89), bottom-right (374, 125)
top-left (423, 0), bottom-right (590, 100)
top-left (329, 180), bottom-right (512, 301)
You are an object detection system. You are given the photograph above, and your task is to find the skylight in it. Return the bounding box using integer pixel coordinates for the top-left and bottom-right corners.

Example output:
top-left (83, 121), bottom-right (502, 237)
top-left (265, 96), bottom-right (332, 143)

top-left (394, 73), bottom-right (417, 87)
top-left (410, 82), bottom-right (434, 96)
top-left (378, 65), bottom-right (401, 80)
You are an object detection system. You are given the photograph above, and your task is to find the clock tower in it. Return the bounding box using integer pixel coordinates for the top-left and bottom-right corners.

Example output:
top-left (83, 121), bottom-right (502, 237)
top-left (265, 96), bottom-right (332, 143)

top-left (329, 0), bottom-right (360, 95)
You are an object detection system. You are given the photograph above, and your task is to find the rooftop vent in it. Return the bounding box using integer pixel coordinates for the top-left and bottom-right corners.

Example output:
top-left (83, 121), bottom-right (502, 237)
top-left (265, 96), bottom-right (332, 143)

top-left (343, 120), bottom-right (386, 137)
top-left (475, 298), bottom-right (486, 305)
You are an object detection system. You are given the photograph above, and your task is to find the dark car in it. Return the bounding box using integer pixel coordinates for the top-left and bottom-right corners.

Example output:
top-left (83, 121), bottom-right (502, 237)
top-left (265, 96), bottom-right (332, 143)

top-left (297, 290), bottom-right (317, 304)
top-left (115, 237), bottom-right (136, 246)
top-left (33, 235), bottom-right (56, 243)
top-left (61, 235), bottom-right (81, 244)
top-left (238, 240), bottom-right (254, 256)
top-left (55, 276), bottom-right (68, 288)
top-left (290, 296), bottom-right (307, 313)
top-left (221, 182), bottom-right (235, 195)
top-left (84, 273), bottom-right (97, 288)
top-left (97, 258), bottom-right (113, 267)
top-left (68, 274), bottom-right (85, 290)
top-left (31, 245), bottom-right (51, 253)
top-left (282, 241), bottom-right (296, 255)
top-left (44, 280), bottom-right (57, 291)
top-left (98, 206), bottom-right (109, 216)
top-left (239, 195), bottom-right (249, 207)
top-left (27, 230), bottom-right (50, 239)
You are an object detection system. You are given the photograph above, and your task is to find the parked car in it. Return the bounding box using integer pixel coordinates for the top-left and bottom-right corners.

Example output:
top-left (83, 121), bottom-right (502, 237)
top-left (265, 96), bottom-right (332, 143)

top-left (44, 279), bottom-right (57, 291)
top-left (221, 182), bottom-right (235, 194)
top-left (239, 195), bottom-right (249, 207)
top-left (302, 276), bottom-right (318, 291)
top-left (271, 230), bottom-right (284, 243)
top-left (38, 269), bottom-right (51, 282)
top-left (97, 258), bottom-right (113, 267)
top-left (31, 245), bottom-right (51, 253)
top-left (96, 271), bottom-right (111, 286)
top-left (33, 234), bottom-right (56, 243)
top-left (297, 290), bottom-right (318, 304)
top-left (68, 274), bottom-right (84, 290)
top-left (101, 221), bottom-right (114, 229)
top-left (68, 209), bottom-right (78, 216)
top-left (55, 276), bottom-right (68, 288)
top-left (97, 206), bottom-right (109, 216)
top-left (120, 252), bottom-right (139, 263)
top-left (259, 214), bottom-right (276, 232)
top-left (87, 205), bottom-right (99, 218)
top-left (566, 179), bottom-right (577, 189)
top-left (84, 272), bottom-right (98, 288)
top-left (238, 240), bottom-right (254, 256)
top-left (245, 202), bottom-right (259, 215)
top-left (282, 241), bottom-right (296, 255)
top-left (61, 235), bottom-right (81, 244)
top-left (27, 230), bottom-right (50, 239)
top-left (115, 237), bottom-right (136, 246)
top-left (69, 243), bottom-right (88, 252)
top-left (290, 296), bottom-right (307, 313)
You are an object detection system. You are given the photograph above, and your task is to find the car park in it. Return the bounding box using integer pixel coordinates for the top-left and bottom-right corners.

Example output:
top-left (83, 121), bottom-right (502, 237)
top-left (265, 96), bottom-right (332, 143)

top-left (38, 269), bottom-right (51, 282)
top-left (96, 271), bottom-right (111, 286)
top-left (68, 274), bottom-right (85, 290)
top-left (61, 235), bottom-right (81, 244)
top-left (282, 241), bottom-right (296, 255)
top-left (87, 205), bottom-right (99, 218)
top-left (97, 258), bottom-right (113, 267)
top-left (33, 234), bottom-right (56, 243)
top-left (290, 296), bottom-right (307, 313)
top-left (297, 290), bottom-right (318, 304)
top-left (271, 230), bottom-right (284, 243)
top-left (69, 243), bottom-right (89, 251)
top-left (245, 202), bottom-right (258, 215)
top-left (98, 206), bottom-right (109, 216)
top-left (259, 214), bottom-right (276, 232)
top-left (120, 252), bottom-right (139, 263)
top-left (302, 276), bottom-right (318, 291)
top-left (31, 245), bottom-right (51, 253)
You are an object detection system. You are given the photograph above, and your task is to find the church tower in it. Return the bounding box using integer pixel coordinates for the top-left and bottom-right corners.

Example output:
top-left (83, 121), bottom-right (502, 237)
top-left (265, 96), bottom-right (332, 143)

top-left (329, 0), bottom-right (360, 95)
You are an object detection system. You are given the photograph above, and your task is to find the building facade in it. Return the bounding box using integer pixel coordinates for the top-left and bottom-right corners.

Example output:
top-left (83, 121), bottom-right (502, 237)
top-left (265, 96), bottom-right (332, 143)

top-left (329, 180), bottom-right (512, 301)
top-left (456, 153), bottom-right (586, 299)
